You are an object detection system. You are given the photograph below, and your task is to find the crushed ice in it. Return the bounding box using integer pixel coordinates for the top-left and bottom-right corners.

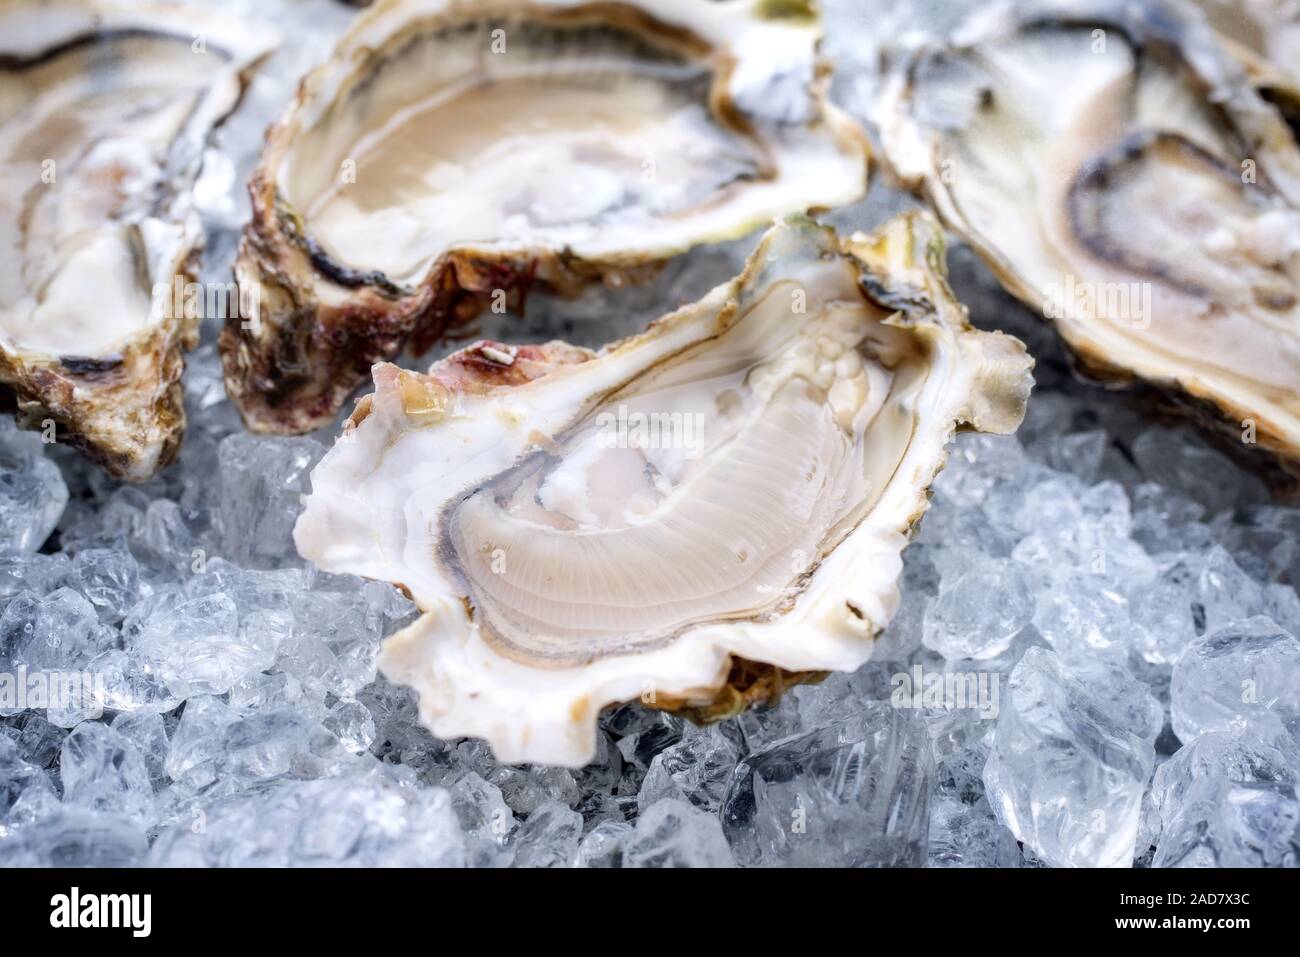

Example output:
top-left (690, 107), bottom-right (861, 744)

top-left (0, 0), bottom-right (1297, 867)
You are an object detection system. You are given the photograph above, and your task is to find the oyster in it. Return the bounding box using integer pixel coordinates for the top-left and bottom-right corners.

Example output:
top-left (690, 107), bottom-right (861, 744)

top-left (0, 0), bottom-right (274, 480)
top-left (294, 213), bottom-right (1032, 766)
top-left (872, 0), bottom-right (1300, 480)
top-left (222, 0), bottom-right (871, 436)
top-left (1192, 0), bottom-right (1300, 99)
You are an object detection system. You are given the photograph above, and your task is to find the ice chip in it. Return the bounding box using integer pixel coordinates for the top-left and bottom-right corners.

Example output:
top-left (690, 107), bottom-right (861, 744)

top-left (59, 722), bottom-right (155, 823)
top-left (133, 591), bottom-right (274, 697)
top-left (576, 818), bottom-right (633, 868)
top-left (721, 703), bottom-right (933, 867)
top-left (638, 723), bottom-right (740, 814)
top-left (508, 801), bottom-right (583, 868)
top-left (1149, 730), bottom-right (1299, 867)
top-left (982, 647), bottom-right (1162, 867)
top-left (1170, 616), bottom-right (1300, 744)
top-left (923, 561), bottom-right (1033, 660)
top-left (625, 798), bottom-right (735, 867)
top-left (71, 547), bottom-right (140, 622)
top-left (0, 421), bottom-right (68, 554)
top-left (148, 771), bottom-right (471, 866)
top-left (217, 434), bottom-right (323, 569)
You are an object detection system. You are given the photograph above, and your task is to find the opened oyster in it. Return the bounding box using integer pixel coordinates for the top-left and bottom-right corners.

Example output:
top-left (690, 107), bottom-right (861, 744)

top-left (0, 0), bottom-right (274, 480)
top-left (222, 0), bottom-right (871, 436)
top-left (873, 0), bottom-right (1300, 480)
top-left (1192, 0), bottom-right (1300, 99)
top-left (294, 213), bottom-right (1032, 766)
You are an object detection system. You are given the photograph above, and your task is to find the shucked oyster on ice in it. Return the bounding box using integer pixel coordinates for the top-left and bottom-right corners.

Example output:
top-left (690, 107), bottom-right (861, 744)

top-left (222, 0), bottom-right (871, 436)
top-left (872, 0), bottom-right (1300, 481)
top-left (294, 213), bottom-right (1033, 766)
top-left (0, 0), bottom-right (274, 480)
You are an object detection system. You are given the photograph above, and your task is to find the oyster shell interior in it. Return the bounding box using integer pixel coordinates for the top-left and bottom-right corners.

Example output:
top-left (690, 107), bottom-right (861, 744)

top-left (294, 214), bottom-right (1032, 765)
top-left (223, 0), bottom-right (870, 435)
top-left (872, 0), bottom-right (1300, 476)
top-left (293, 13), bottom-right (779, 285)
top-left (1192, 0), bottom-right (1300, 91)
top-left (0, 0), bottom-right (274, 479)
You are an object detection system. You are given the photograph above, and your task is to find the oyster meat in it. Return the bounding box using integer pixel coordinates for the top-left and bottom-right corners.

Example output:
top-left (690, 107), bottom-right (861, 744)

top-left (873, 0), bottom-right (1300, 481)
top-left (222, 0), bottom-right (871, 436)
top-left (294, 213), bottom-right (1033, 766)
top-left (0, 0), bottom-right (274, 480)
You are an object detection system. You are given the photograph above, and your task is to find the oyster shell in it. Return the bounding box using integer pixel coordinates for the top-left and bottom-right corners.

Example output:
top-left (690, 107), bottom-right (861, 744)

top-left (294, 213), bottom-right (1033, 766)
top-left (1192, 0), bottom-right (1300, 98)
top-left (872, 0), bottom-right (1300, 480)
top-left (0, 0), bottom-right (274, 480)
top-left (221, 0), bottom-right (871, 436)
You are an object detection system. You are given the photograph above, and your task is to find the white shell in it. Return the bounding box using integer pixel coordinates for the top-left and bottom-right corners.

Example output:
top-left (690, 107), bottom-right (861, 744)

top-left (0, 0), bottom-right (275, 479)
top-left (872, 0), bottom-right (1300, 476)
top-left (295, 214), bottom-right (1033, 766)
top-left (277, 0), bottom-right (869, 278)
top-left (222, 0), bottom-right (871, 434)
